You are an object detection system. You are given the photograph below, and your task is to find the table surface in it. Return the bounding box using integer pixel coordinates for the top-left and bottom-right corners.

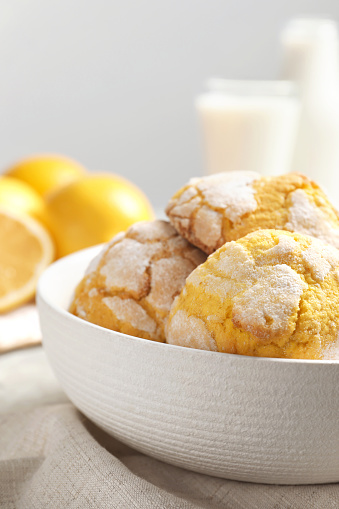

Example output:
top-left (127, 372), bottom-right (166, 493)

top-left (0, 346), bottom-right (69, 413)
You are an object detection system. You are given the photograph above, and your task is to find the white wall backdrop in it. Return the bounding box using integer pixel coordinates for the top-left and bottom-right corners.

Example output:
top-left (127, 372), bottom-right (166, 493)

top-left (0, 0), bottom-right (339, 208)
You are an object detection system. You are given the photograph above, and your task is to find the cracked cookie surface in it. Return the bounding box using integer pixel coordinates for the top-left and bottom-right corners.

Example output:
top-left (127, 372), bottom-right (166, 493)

top-left (166, 229), bottom-right (339, 359)
top-left (166, 172), bottom-right (339, 254)
top-left (70, 220), bottom-right (206, 342)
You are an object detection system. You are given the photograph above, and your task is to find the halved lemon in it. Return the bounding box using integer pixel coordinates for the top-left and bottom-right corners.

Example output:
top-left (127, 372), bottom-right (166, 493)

top-left (0, 209), bottom-right (55, 312)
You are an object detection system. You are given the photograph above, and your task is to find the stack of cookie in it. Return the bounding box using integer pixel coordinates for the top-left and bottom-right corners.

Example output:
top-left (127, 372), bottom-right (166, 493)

top-left (71, 171), bottom-right (339, 360)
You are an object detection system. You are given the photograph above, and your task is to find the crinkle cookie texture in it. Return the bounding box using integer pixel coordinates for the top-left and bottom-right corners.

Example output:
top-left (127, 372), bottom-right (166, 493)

top-left (70, 220), bottom-right (206, 342)
top-left (166, 171), bottom-right (339, 254)
top-left (166, 229), bottom-right (339, 359)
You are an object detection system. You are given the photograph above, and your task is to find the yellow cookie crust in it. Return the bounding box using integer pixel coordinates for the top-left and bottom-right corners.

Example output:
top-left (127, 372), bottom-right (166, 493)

top-left (70, 220), bottom-right (206, 342)
top-left (166, 172), bottom-right (339, 254)
top-left (166, 229), bottom-right (339, 359)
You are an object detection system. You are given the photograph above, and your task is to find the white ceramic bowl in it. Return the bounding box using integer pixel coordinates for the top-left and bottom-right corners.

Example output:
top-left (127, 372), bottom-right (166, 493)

top-left (37, 245), bottom-right (339, 485)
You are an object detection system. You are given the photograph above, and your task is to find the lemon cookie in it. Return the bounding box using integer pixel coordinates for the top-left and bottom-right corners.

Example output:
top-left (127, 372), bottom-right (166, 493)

top-left (166, 229), bottom-right (339, 359)
top-left (166, 171), bottom-right (339, 254)
top-left (70, 220), bottom-right (206, 342)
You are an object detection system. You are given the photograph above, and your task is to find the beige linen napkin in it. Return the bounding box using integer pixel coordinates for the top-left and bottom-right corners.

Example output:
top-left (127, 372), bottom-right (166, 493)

top-left (1, 404), bottom-right (339, 509)
top-left (0, 304), bottom-right (41, 354)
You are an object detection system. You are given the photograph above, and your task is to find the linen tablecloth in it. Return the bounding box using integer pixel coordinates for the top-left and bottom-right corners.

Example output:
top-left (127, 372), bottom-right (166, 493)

top-left (0, 304), bottom-right (41, 354)
top-left (2, 401), bottom-right (339, 509)
top-left (1, 344), bottom-right (339, 508)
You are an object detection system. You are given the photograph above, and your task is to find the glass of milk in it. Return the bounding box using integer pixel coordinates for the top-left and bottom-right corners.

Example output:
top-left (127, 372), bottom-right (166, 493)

top-left (196, 78), bottom-right (300, 176)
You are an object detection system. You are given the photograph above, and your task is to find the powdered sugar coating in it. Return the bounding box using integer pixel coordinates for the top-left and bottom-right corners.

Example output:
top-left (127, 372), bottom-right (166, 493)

top-left (167, 172), bottom-right (339, 255)
top-left (257, 234), bottom-right (339, 283)
top-left (172, 197), bottom-right (201, 219)
top-left (232, 265), bottom-right (307, 339)
top-left (166, 309), bottom-right (217, 351)
top-left (166, 171), bottom-right (259, 253)
top-left (301, 240), bottom-right (339, 282)
top-left (286, 189), bottom-right (339, 249)
top-left (70, 220), bottom-right (206, 342)
top-left (322, 334), bottom-right (339, 360)
top-left (257, 236), bottom-right (299, 266)
top-left (100, 239), bottom-right (157, 298)
top-left (146, 257), bottom-right (196, 312)
top-left (85, 235), bottom-right (124, 276)
top-left (128, 219), bottom-right (176, 242)
top-left (192, 206), bottom-right (223, 252)
top-left (213, 242), bottom-right (256, 285)
top-left (192, 172), bottom-right (259, 223)
top-left (166, 229), bottom-right (339, 359)
top-left (189, 242), bottom-right (307, 339)
top-left (103, 296), bottom-right (157, 334)
top-left (175, 186), bottom-right (198, 205)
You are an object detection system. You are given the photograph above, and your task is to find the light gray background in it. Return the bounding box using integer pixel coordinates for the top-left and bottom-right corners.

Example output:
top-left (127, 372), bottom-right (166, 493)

top-left (0, 0), bottom-right (338, 209)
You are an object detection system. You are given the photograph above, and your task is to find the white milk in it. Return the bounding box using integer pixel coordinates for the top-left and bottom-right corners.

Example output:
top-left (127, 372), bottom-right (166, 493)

top-left (196, 79), bottom-right (299, 176)
top-left (280, 19), bottom-right (339, 202)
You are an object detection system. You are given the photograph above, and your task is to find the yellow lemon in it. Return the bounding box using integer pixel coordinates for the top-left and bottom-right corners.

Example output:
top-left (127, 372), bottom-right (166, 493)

top-left (0, 209), bottom-right (55, 312)
top-left (0, 176), bottom-right (48, 225)
top-left (46, 174), bottom-right (155, 257)
top-left (5, 154), bottom-right (86, 197)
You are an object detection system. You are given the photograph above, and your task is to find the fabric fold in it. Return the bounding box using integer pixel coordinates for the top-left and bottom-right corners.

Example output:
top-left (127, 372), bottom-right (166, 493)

top-left (0, 403), bottom-right (339, 509)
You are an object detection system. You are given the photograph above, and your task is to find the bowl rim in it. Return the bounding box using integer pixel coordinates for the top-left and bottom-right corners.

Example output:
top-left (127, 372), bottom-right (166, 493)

top-left (37, 245), bottom-right (339, 366)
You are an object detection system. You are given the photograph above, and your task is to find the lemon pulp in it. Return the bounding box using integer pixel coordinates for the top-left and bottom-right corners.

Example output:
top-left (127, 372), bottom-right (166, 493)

top-left (0, 210), bottom-right (54, 312)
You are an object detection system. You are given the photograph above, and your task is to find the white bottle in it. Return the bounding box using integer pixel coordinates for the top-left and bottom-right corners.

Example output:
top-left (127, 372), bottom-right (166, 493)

top-left (281, 18), bottom-right (339, 201)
